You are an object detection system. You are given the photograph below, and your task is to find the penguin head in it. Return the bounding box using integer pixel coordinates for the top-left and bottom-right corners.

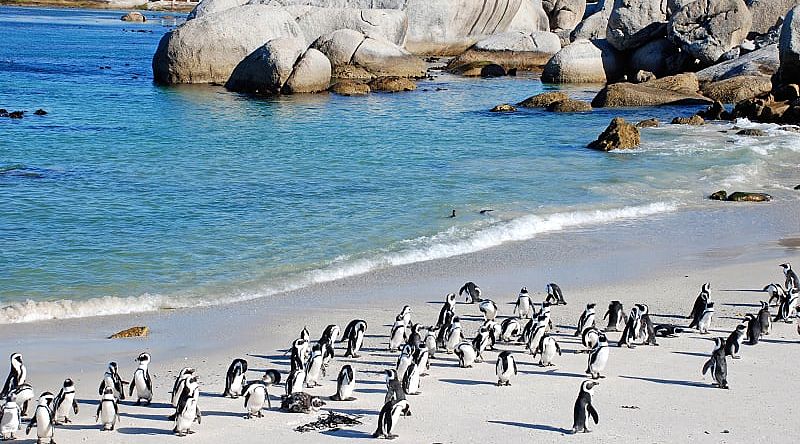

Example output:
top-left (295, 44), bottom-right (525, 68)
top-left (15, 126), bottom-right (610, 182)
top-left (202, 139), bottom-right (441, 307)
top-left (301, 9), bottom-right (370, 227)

top-left (581, 380), bottom-right (599, 393)
top-left (309, 396), bottom-right (325, 410)
top-left (102, 387), bottom-right (115, 398)
top-left (736, 324), bottom-right (747, 332)
top-left (712, 337), bottom-right (725, 349)
top-left (384, 369), bottom-right (397, 382)
top-left (702, 283), bottom-right (711, 292)
top-left (10, 353), bottom-right (22, 366)
top-left (780, 263), bottom-right (790, 270)
top-left (38, 392), bottom-right (55, 406)
top-left (520, 287), bottom-right (528, 294)
top-left (108, 362), bottom-right (119, 374)
top-left (136, 352), bottom-right (151, 364)
top-left (63, 378), bottom-right (74, 388)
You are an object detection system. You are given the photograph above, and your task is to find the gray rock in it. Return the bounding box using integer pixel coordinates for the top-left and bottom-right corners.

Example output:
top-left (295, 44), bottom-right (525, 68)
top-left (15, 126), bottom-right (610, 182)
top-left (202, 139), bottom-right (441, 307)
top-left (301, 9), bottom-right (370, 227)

top-left (224, 37), bottom-right (308, 94)
top-left (542, 0), bottom-right (587, 31)
top-left (121, 11), bottom-right (146, 22)
top-left (517, 91), bottom-right (570, 107)
top-left (592, 81), bottom-right (711, 107)
top-left (696, 43), bottom-right (779, 82)
top-left (312, 29), bottom-right (364, 66)
top-left (606, 0), bottom-right (670, 51)
top-left (747, 0), bottom-right (800, 34)
top-left (447, 31), bottom-right (561, 70)
top-left (284, 5), bottom-right (407, 47)
top-left (701, 75), bottom-right (773, 103)
top-left (668, 0), bottom-right (753, 66)
top-left (780, 5), bottom-right (800, 80)
top-left (541, 39), bottom-right (623, 83)
top-left (350, 35), bottom-right (427, 78)
top-left (630, 37), bottom-right (690, 77)
top-left (508, 0), bottom-right (551, 33)
top-left (187, 0), bottom-right (248, 20)
top-left (571, 0), bottom-right (612, 41)
top-left (285, 48), bottom-right (333, 93)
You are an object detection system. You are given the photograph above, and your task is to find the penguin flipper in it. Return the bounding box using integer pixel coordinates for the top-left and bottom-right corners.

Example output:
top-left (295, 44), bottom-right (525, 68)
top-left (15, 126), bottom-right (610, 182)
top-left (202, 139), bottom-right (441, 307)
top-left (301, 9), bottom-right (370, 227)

top-left (73, 399), bottom-right (79, 415)
top-left (702, 358), bottom-right (713, 376)
top-left (555, 341), bottom-right (562, 356)
top-left (26, 414), bottom-right (36, 435)
top-left (587, 404), bottom-right (599, 424)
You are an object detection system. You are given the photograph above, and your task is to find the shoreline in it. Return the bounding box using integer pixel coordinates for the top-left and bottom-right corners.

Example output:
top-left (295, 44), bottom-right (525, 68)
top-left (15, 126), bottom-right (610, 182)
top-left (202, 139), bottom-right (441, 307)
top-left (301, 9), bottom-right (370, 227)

top-left (0, 0), bottom-right (195, 12)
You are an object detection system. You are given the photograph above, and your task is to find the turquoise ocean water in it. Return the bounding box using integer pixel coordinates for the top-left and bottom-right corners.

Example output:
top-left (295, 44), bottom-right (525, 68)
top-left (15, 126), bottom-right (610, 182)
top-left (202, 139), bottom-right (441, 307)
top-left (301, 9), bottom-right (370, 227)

top-left (1, 6), bottom-right (798, 323)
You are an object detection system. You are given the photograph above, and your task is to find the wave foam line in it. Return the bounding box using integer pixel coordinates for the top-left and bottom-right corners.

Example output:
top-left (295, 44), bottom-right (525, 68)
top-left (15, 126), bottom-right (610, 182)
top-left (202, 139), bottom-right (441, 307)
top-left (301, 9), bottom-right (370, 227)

top-left (0, 202), bottom-right (677, 324)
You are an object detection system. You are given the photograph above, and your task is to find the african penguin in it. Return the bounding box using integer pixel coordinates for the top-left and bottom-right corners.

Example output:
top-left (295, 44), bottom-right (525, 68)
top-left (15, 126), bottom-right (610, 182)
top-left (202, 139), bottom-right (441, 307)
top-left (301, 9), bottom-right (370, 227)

top-left (0, 396), bottom-right (21, 440)
top-left (53, 379), bottom-right (79, 425)
top-left (243, 381), bottom-right (269, 419)
top-left (9, 383), bottom-right (34, 417)
top-left (305, 344), bottom-right (324, 388)
top-left (396, 344), bottom-right (414, 379)
top-left (129, 352), bottom-right (153, 405)
top-left (454, 342), bottom-right (477, 368)
top-left (171, 367), bottom-right (195, 408)
top-left (500, 318), bottom-right (522, 343)
top-left (603, 301), bottom-right (627, 332)
top-left (444, 317), bottom-right (463, 353)
top-left (654, 324), bottom-right (684, 338)
top-left (383, 369), bottom-right (406, 406)
top-left (636, 304), bottom-right (658, 346)
top-left (688, 283), bottom-right (711, 329)
top-left (526, 315), bottom-right (548, 356)
top-left (173, 376), bottom-right (201, 436)
top-left (330, 365), bottom-right (356, 401)
top-left (223, 358), bottom-right (248, 398)
top-left (342, 319), bottom-right (367, 358)
top-left (781, 263), bottom-right (799, 291)
top-left (479, 299), bottom-right (498, 321)
top-left (26, 392), bottom-right (55, 442)
top-left (744, 314), bottom-right (762, 346)
top-left (319, 324), bottom-right (341, 349)
top-left (99, 362), bottom-right (126, 401)
top-left (702, 337), bottom-right (729, 389)
top-left (764, 283), bottom-right (786, 307)
top-left (581, 327), bottom-right (600, 352)
top-left (586, 333), bottom-right (609, 379)
top-left (413, 344), bottom-right (430, 376)
top-left (285, 367), bottom-right (306, 396)
top-left (495, 351), bottom-right (517, 386)
top-left (725, 324), bottom-right (746, 359)
top-left (402, 362), bottom-right (421, 395)
top-left (697, 301), bottom-right (715, 334)
top-left (1, 354), bottom-right (25, 399)
top-left (459, 281), bottom-right (482, 303)
top-left (96, 387), bottom-right (119, 431)
top-left (758, 301), bottom-right (772, 335)
top-left (574, 303), bottom-right (597, 337)
top-left (536, 333), bottom-right (562, 367)
top-left (389, 315), bottom-right (408, 351)
top-left (435, 293), bottom-right (456, 328)
top-left (514, 287), bottom-right (534, 319)
top-left (572, 380), bottom-right (599, 434)
top-left (373, 399), bottom-right (411, 439)
top-left (618, 305), bottom-right (640, 348)
top-left (471, 326), bottom-right (491, 362)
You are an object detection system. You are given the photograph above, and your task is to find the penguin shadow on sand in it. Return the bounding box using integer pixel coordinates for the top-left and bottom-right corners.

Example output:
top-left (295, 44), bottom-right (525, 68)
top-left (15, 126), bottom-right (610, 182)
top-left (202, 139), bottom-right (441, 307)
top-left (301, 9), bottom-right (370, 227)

top-left (521, 368), bottom-right (587, 379)
top-left (671, 351), bottom-right (711, 358)
top-left (487, 420), bottom-right (571, 435)
top-left (321, 428), bottom-right (374, 439)
top-left (618, 375), bottom-right (715, 389)
top-left (117, 426), bottom-right (175, 436)
top-left (438, 378), bottom-right (497, 386)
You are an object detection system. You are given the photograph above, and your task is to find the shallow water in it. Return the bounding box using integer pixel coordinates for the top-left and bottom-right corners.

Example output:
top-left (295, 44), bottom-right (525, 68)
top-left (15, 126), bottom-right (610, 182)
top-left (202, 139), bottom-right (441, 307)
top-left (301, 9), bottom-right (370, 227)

top-left (1, 6), bottom-right (798, 323)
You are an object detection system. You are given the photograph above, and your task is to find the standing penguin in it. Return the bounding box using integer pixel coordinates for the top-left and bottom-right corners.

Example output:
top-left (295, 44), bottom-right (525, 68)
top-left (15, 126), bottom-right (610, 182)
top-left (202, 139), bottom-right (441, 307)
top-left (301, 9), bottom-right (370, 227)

top-left (758, 301), bottom-right (772, 335)
top-left (603, 301), bottom-right (627, 332)
top-left (581, 327), bottom-right (601, 353)
top-left (223, 358), bottom-right (248, 398)
top-left (383, 370), bottom-right (406, 405)
top-left (500, 318), bottom-right (522, 343)
top-left (406, 323), bottom-right (423, 348)
top-left (526, 315), bottom-right (548, 356)
top-left (514, 287), bottom-right (534, 319)
top-left (688, 283), bottom-right (711, 329)
top-left (744, 314), bottom-right (762, 346)
top-left (586, 333), bottom-right (609, 379)
top-left (1, 354), bottom-right (26, 399)
top-left (129, 352), bottom-right (153, 406)
top-left (242, 380), bottom-right (269, 419)
top-left (764, 283), bottom-right (786, 306)
top-left (26, 392), bottom-right (55, 443)
top-left (0, 396), bottom-right (22, 440)
top-left (572, 380), bottom-right (599, 434)
top-left (618, 305), bottom-right (640, 348)
top-left (10, 383), bottom-right (34, 417)
top-left (389, 315), bottom-right (408, 351)
top-left (396, 345), bottom-right (414, 379)
top-left (96, 387), bottom-right (119, 431)
top-left (546, 283), bottom-right (566, 305)
top-left (444, 317), bottom-right (463, 353)
top-left (725, 324), bottom-right (747, 359)
top-left (413, 344), bottom-right (430, 376)
top-left (52, 379), bottom-right (79, 425)
top-left (424, 328), bottom-right (438, 359)
top-left (99, 362), bottom-right (126, 401)
top-left (479, 299), bottom-right (498, 321)
top-left (697, 302), bottom-right (715, 334)
top-left (775, 288), bottom-right (799, 323)
top-left (285, 367), bottom-right (306, 396)
top-left (495, 351), bottom-right (517, 386)
top-left (574, 304), bottom-right (597, 337)
top-left (319, 324), bottom-right (340, 351)
top-left (305, 345), bottom-right (324, 388)
top-left (402, 362), bottom-right (421, 395)
top-left (173, 376), bottom-right (201, 436)
top-left (471, 327), bottom-right (491, 362)
top-left (537, 333), bottom-right (562, 366)
top-left (454, 342), bottom-right (477, 368)
top-left (702, 337), bottom-right (729, 389)
top-left (436, 293), bottom-right (457, 328)
top-left (373, 399), bottom-right (411, 439)
top-left (781, 263), bottom-right (799, 290)
top-left (636, 304), bottom-right (658, 346)
top-left (459, 282), bottom-right (482, 303)
top-left (330, 365), bottom-right (356, 401)
top-left (171, 367), bottom-right (195, 408)
top-left (342, 319), bottom-right (368, 358)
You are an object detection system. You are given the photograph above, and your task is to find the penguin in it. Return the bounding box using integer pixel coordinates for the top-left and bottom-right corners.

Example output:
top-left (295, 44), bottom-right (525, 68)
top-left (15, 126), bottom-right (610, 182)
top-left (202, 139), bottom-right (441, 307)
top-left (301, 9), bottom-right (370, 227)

top-left (402, 362), bottom-right (421, 395)
top-left (373, 399), bottom-right (411, 439)
top-left (413, 344), bottom-right (430, 376)
top-left (320, 342), bottom-right (335, 377)
top-left (775, 288), bottom-right (799, 323)
top-left (781, 263), bottom-right (799, 290)
top-left (389, 315), bottom-right (408, 351)
top-left (398, 305), bottom-right (412, 327)
top-left (300, 325), bottom-right (311, 342)
top-left (603, 301), bottom-right (627, 332)
top-left (342, 319), bottom-right (367, 358)
top-left (572, 380), bottom-right (599, 434)
top-left (636, 304), bottom-right (658, 346)
top-left (9, 383), bottom-right (34, 417)
top-left (305, 344), bottom-right (324, 388)
top-left (526, 315), bottom-right (548, 356)
top-left (285, 367), bottom-right (306, 396)
top-left (223, 358), bottom-right (248, 398)
top-left (618, 305), bottom-right (640, 348)
top-left (697, 301), bottom-right (715, 334)
top-left (540, 302), bottom-right (554, 331)
top-left (483, 320), bottom-right (502, 350)
top-left (744, 314), bottom-right (762, 346)
top-left (396, 344), bottom-right (414, 379)
top-left (52, 379), bottom-right (79, 425)
top-left (435, 293), bottom-right (456, 328)
top-left (581, 327), bottom-right (600, 352)
top-left (406, 323), bottom-right (423, 348)
top-left (459, 281), bottom-right (482, 303)
top-left (471, 326), bottom-right (491, 362)
top-left (383, 370), bottom-right (406, 405)
top-left (758, 301), bottom-right (772, 335)
top-left (26, 392), bottom-right (55, 443)
top-left (0, 396), bottom-right (21, 440)
top-left (478, 299), bottom-right (498, 322)
top-left (514, 287), bottom-right (534, 319)
top-left (129, 352), bottom-right (153, 406)
top-left (171, 367), bottom-right (195, 408)
top-left (702, 337), bottom-right (729, 389)
top-left (545, 283), bottom-right (566, 305)
top-left (319, 324), bottom-right (341, 350)
top-left (444, 316), bottom-right (463, 353)
top-left (96, 387), bottom-right (119, 431)
top-left (449, 209), bottom-right (456, 218)
top-left (586, 333), bottom-right (609, 379)
top-left (423, 327), bottom-right (438, 359)
top-left (436, 311), bottom-right (455, 350)
top-left (454, 342), bottom-right (477, 368)
top-left (495, 351), bottom-right (517, 386)
top-left (330, 365), bottom-right (355, 401)
top-left (764, 283), bottom-right (786, 306)
top-left (289, 338), bottom-right (308, 374)
top-left (262, 369), bottom-right (281, 386)
top-left (173, 376), bottom-right (201, 436)
top-left (574, 303), bottom-right (597, 337)
top-left (98, 362), bottom-right (126, 401)
top-left (654, 324), bottom-right (684, 338)
top-left (725, 324), bottom-right (746, 359)
top-left (688, 283), bottom-right (711, 329)
top-left (1, 354), bottom-right (25, 399)
top-left (500, 317), bottom-right (522, 343)
top-left (242, 381), bottom-right (269, 419)
top-left (536, 333), bottom-right (562, 366)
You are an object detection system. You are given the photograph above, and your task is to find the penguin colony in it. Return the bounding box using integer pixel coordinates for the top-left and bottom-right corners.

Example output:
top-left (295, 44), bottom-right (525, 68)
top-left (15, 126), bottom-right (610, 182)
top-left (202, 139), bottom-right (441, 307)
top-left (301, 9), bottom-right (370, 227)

top-left (0, 263), bottom-right (798, 440)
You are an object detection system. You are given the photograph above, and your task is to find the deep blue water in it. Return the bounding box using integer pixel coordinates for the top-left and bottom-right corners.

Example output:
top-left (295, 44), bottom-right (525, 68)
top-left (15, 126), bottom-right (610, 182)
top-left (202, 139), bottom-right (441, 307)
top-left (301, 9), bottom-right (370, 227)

top-left (1, 6), bottom-right (798, 322)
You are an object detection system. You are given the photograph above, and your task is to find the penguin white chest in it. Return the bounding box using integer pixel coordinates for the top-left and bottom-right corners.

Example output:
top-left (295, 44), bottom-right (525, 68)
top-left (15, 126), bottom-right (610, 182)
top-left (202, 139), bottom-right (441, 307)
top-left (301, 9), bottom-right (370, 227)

top-left (0, 405), bottom-right (19, 435)
top-left (246, 388), bottom-right (266, 413)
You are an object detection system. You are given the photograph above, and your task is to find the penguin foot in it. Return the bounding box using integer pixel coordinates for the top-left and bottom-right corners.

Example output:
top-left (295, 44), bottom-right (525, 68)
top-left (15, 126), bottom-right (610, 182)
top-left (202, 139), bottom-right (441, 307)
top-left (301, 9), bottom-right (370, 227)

top-left (732, 355), bottom-right (741, 360)
top-left (385, 434), bottom-right (398, 440)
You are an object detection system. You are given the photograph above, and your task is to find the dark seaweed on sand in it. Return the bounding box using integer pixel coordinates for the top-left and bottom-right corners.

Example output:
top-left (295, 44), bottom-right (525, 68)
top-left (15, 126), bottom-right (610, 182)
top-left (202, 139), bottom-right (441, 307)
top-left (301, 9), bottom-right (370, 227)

top-left (294, 412), bottom-right (363, 433)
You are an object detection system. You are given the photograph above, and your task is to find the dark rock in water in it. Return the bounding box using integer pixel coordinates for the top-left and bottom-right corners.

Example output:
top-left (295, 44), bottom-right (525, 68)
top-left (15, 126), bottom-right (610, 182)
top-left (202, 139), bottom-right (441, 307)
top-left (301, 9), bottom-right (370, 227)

top-left (709, 190), bottom-right (728, 200)
top-left (587, 117), bottom-right (640, 151)
top-left (121, 12), bottom-right (146, 23)
top-left (480, 63), bottom-right (506, 78)
top-left (368, 76), bottom-right (416, 93)
top-left (448, 61), bottom-right (495, 77)
top-left (636, 118), bottom-right (660, 128)
top-left (490, 104), bottom-right (517, 112)
top-left (547, 98), bottom-right (592, 112)
top-left (8, 111), bottom-right (24, 119)
top-left (33, 109), bottom-right (47, 116)
top-left (330, 80), bottom-right (370, 96)
top-left (517, 91), bottom-right (569, 108)
top-left (773, 83), bottom-right (800, 102)
top-left (794, 184), bottom-right (800, 190)
top-left (671, 115), bottom-right (705, 125)
top-left (736, 128), bottom-right (767, 136)
top-left (507, 68), bottom-right (518, 76)
top-left (0, 109), bottom-right (7, 117)
top-left (591, 74), bottom-right (711, 107)
top-left (698, 101), bottom-right (731, 121)
top-left (779, 125), bottom-right (800, 133)
top-left (726, 191), bottom-right (772, 202)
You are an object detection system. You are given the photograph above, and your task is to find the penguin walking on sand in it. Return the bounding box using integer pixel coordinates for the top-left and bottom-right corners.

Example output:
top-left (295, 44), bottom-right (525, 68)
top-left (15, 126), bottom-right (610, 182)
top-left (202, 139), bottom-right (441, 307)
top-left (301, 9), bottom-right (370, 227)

top-left (402, 362), bottom-right (421, 395)
top-left (495, 351), bottom-right (517, 386)
top-left (744, 314), bottom-right (762, 346)
top-left (1, 354), bottom-right (26, 399)
top-left (479, 299), bottom-right (498, 321)
top-left (99, 362), bottom-right (126, 401)
top-left (342, 319), bottom-right (368, 358)
top-left (572, 380), bottom-right (599, 434)
top-left (758, 301), bottom-right (772, 335)
top-left (396, 345), bottom-right (414, 379)
top-left (725, 324), bottom-right (746, 359)
top-left (330, 365), bottom-right (356, 401)
top-left (414, 344), bottom-right (430, 376)
top-left (373, 399), bottom-right (411, 439)
top-left (389, 315), bottom-right (408, 351)
top-left (171, 368), bottom-right (195, 409)
top-left (383, 370), bottom-right (406, 406)
top-left (454, 342), bottom-right (477, 368)
top-left (526, 315), bottom-right (548, 355)
top-left (574, 304), bottom-right (597, 337)
top-left (436, 294), bottom-right (457, 329)
top-left (536, 333), bottom-right (562, 366)
top-left (243, 380), bottom-right (269, 418)
top-left (688, 283), bottom-right (711, 329)
top-left (586, 333), bottom-right (609, 379)
top-left (514, 287), bottom-right (534, 319)
top-left (424, 328), bottom-right (438, 359)
top-left (545, 283), bottom-right (566, 305)
top-left (26, 392), bottom-right (55, 443)
top-left (618, 306), bottom-right (641, 348)
top-left (285, 367), bottom-right (306, 396)
top-left (702, 337), bottom-right (729, 389)
top-left (444, 317), bottom-right (463, 353)
top-left (604, 301), bottom-right (627, 332)
top-left (406, 323), bottom-right (423, 348)
top-left (319, 324), bottom-right (341, 351)
top-left (305, 345), bottom-right (324, 388)
top-left (764, 283), bottom-right (786, 307)
top-left (96, 387), bottom-right (119, 431)
top-left (223, 359), bottom-right (248, 398)
top-left (459, 282), bottom-right (483, 303)
top-left (636, 304), bottom-right (658, 346)
top-left (129, 352), bottom-right (153, 406)
top-left (775, 288), bottom-right (799, 323)
top-left (697, 302), bottom-right (715, 334)
top-left (472, 327), bottom-right (491, 362)
top-left (10, 383), bottom-right (34, 417)
top-left (52, 379), bottom-right (79, 425)
top-left (173, 376), bottom-right (201, 436)
top-left (1, 396), bottom-right (22, 440)
top-left (781, 263), bottom-right (799, 291)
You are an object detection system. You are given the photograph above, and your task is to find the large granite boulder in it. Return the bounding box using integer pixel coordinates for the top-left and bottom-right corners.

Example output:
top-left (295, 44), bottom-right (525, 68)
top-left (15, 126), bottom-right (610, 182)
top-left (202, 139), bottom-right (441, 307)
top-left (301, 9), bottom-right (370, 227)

top-left (780, 5), bottom-right (800, 81)
top-left (701, 75), bottom-right (773, 103)
top-left (630, 37), bottom-right (689, 77)
top-left (571, 0), bottom-right (612, 41)
top-left (668, 0), bottom-right (753, 66)
top-left (508, 0), bottom-right (551, 33)
top-left (447, 31), bottom-right (561, 70)
top-left (747, 0), bottom-right (800, 34)
top-left (587, 117), bottom-right (640, 150)
top-left (284, 5), bottom-right (407, 47)
top-left (696, 43), bottom-right (779, 82)
top-left (592, 73), bottom-right (712, 107)
top-left (606, 0), bottom-right (670, 51)
top-left (541, 39), bottom-right (622, 83)
top-left (542, 0), bottom-right (586, 32)
top-left (225, 37), bottom-right (332, 94)
top-left (312, 29), bottom-right (426, 79)
top-left (152, 5), bottom-right (304, 84)
top-left (187, 0), bottom-right (247, 19)
top-left (517, 91), bottom-right (569, 107)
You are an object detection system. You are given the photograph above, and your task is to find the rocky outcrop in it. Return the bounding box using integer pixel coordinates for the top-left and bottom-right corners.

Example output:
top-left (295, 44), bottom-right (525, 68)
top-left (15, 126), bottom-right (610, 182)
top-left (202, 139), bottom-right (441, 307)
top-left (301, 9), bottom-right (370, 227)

top-left (571, 0), bottom-right (612, 41)
top-left (736, 128), bottom-right (767, 136)
top-left (592, 73), bottom-right (711, 107)
top-left (636, 117), bottom-right (659, 127)
top-left (541, 39), bottom-right (622, 83)
top-left (542, 0), bottom-right (586, 32)
top-left (491, 103), bottom-right (518, 112)
top-left (284, 5), bottom-right (407, 47)
top-left (701, 75), bottom-right (773, 103)
top-left (109, 326), bottom-right (149, 339)
top-left (330, 79), bottom-right (370, 95)
top-left (630, 38), bottom-right (689, 77)
top-left (547, 98), bottom-right (592, 111)
top-left (726, 191), bottom-right (772, 201)
top-left (780, 5), bottom-right (800, 81)
top-left (517, 91), bottom-right (569, 107)
top-left (508, 0), bottom-right (551, 33)
top-left (225, 38), bottom-right (332, 94)
top-left (121, 11), bottom-right (146, 22)
top-left (747, 0), bottom-right (800, 34)
top-left (187, 0), bottom-right (247, 20)
top-left (369, 76), bottom-right (416, 92)
top-left (447, 31), bottom-right (561, 70)
top-left (668, 0), bottom-right (753, 66)
top-left (695, 44), bottom-right (779, 82)
top-left (606, 0), bottom-right (669, 51)
top-left (152, 6), bottom-right (303, 84)
top-left (313, 30), bottom-right (426, 79)
top-left (587, 117), bottom-right (640, 151)
top-left (671, 115), bottom-right (705, 125)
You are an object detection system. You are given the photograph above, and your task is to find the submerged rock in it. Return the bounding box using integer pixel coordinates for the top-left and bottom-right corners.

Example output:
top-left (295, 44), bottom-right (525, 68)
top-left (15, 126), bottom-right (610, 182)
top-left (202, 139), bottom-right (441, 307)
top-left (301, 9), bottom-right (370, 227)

top-left (587, 117), bottom-right (640, 151)
top-left (480, 63), bottom-right (507, 78)
top-left (517, 91), bottom-right (569, 107)
top-left (698, 101), bottom-right (732, 120)
top-left (636, 118), bottom-right (660, 127)
top-left (726, 191), bottom-right (772, 201)
top-left (709, 190), bottom-right (728, 200)
top-left (329, 80), bottom-right (370, 96)
top-left (736, 128), bottom-right (767, 136)
top-left (547, 98), bottom-right (592, 112)
top-left (121, 12), bottom-right (146, 22)
top-left (8, 111), bottom-right (23, 119)
top-left (368, 76), bottom-right (416, 92)
top-left (671, 115), bottom-right (705, 125)
top-left (33, 109), bottom-right (47, 115)
top-left (491, 103), bottom-right (518, 112)
top-left (109, 326), bottom-right (149, 339)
